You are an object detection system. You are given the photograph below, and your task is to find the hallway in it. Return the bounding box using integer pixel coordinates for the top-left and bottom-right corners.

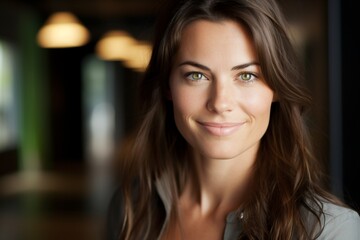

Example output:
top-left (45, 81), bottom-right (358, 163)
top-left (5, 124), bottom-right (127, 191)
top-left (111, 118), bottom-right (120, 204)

top-left (0, 165), bottom-right (115, 240)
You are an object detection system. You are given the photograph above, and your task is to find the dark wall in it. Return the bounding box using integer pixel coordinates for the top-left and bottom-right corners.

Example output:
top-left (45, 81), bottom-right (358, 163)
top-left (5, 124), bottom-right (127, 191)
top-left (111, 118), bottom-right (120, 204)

top-left (341, 0), bottom-right (360, 210)
top-left (48, 47), bottom-right (88, 167)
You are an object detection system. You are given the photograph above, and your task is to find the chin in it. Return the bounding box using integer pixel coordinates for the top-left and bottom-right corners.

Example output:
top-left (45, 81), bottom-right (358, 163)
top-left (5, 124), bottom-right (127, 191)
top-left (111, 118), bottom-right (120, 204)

top-left (200, 149), bottom-right (242, 161)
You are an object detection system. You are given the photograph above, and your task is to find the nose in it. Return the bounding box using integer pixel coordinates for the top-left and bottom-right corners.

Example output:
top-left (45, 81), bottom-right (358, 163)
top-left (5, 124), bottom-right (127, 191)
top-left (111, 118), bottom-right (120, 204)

top-left (206, 80), bottom-right (235, 114)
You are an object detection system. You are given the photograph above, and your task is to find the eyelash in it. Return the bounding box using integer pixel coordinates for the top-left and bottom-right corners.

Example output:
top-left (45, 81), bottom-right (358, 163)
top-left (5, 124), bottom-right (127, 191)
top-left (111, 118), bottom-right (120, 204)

top-left (185, 72), bottom-right (208, 81)
top-left (184, 71), bottom-right (258, 83)
top-left (237, 72), bottom-right (258, 83)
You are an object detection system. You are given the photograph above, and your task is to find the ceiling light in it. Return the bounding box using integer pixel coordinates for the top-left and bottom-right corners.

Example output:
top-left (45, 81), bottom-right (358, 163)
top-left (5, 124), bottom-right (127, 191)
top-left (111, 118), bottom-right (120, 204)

top-left (95, 30), bottom-right (136, 61)
top-left (37, 12), bottom-right (90, 48)
top-left (122, 41), bottom-right (152, 72)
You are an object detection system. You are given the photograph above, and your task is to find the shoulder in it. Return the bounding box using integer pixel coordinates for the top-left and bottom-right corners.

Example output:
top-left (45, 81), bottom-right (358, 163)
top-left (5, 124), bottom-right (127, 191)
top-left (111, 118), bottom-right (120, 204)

top-left (319, 201), bottom-right (360, 239)
top-left (303, 199), bottom-right (360, 239)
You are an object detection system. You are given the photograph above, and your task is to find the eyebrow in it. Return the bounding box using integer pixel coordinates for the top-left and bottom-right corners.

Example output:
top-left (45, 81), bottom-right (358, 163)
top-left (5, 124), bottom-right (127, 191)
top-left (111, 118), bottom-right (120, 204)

top-left (178, 61), bottom-right (260, 71)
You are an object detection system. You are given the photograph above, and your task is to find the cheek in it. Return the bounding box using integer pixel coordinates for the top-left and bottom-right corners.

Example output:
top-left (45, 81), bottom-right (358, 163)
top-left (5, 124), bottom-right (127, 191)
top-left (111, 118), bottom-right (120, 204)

top-left (244, 89), bottom-right (274, 117)
top-left (172, 95), bottom-right (189, 118)
top-left (170, 85), bottom-right (205, 116)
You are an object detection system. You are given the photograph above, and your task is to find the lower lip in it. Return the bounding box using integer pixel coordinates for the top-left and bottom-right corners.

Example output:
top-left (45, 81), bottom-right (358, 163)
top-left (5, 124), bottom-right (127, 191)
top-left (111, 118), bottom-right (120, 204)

top-left (200, 123), bottom-right (243, 136)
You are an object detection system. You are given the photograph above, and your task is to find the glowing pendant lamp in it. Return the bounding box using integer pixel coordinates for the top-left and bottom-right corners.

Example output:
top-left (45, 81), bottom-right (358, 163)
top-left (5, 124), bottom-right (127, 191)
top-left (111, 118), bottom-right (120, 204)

top-left (122, 41), bottom-right (152, 72)
top-left (37, 11), bottom-right (90, 48)
top-left (95, 30), bottom-right (136, 61)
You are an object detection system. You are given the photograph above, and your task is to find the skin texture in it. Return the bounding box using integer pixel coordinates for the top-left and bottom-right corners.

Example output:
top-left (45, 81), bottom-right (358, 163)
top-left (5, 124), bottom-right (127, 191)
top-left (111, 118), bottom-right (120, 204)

top-left (170, 20), bottom-right (274, 161)
top-left (165, 19), bottom-right (275, 239)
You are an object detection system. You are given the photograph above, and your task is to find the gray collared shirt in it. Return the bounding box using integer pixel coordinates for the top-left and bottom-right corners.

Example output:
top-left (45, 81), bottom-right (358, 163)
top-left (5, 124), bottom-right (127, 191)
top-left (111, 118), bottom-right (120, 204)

top-left (223, 211), bottom-right (243, 239)
top-left (107, 186), bottom-right (360, 239)
top-left (221, 201), bottom-right (360, 239)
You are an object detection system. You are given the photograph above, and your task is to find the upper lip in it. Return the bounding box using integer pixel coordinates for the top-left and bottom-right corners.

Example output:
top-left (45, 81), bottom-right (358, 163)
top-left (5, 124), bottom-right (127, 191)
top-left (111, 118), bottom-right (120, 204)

top-left (198, 122), bottom-right (244, 127)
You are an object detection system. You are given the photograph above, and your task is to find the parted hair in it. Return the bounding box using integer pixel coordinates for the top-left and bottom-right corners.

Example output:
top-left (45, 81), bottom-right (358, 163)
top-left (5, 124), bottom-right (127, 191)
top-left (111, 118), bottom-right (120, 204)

top-left (117, 0), bottom-right (342, 239)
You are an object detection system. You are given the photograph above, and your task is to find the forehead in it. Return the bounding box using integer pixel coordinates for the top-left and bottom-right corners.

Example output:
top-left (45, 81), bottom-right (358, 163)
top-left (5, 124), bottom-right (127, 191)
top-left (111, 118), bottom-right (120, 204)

top-left (174, 19), bottom-right (257, 67)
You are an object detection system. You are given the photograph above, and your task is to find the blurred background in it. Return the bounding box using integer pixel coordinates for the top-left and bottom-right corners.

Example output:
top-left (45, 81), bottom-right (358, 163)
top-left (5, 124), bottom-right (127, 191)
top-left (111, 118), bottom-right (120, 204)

top-left (0, 0), bottom-right (358, 239)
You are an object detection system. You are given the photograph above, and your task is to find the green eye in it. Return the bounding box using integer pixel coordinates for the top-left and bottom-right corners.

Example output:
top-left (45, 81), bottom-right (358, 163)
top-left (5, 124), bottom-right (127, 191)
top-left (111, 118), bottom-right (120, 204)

top-left (191, 73), bottom-right (203, 80)
top-left (186, 72), bottom-right (206, 81)
top-left (240, 73), bottom-right (253, 81)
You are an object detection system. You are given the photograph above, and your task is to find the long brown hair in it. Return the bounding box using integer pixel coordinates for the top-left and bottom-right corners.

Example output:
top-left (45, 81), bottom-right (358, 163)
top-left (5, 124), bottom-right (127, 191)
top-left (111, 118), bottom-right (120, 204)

top-left (117, 0), bottom-right (342, 239)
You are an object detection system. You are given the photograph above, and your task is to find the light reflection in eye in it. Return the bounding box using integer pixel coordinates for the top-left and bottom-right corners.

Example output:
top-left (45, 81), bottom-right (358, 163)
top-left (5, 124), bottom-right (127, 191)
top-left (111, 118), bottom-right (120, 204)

top-left (187, 72), bottom-right (207, 81)
top-left (240, 73), bottom-right (253, 81)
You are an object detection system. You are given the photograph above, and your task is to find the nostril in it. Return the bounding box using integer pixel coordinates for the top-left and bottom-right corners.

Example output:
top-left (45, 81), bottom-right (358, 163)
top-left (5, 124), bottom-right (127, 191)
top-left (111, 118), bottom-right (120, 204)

top-left (206, 102), bottom-right (215, 112)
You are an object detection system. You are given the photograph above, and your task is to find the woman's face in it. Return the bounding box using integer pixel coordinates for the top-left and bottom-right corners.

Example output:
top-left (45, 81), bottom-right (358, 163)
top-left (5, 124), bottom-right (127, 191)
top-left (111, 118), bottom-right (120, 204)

top-left (169, 20), bottom-right (274, 161)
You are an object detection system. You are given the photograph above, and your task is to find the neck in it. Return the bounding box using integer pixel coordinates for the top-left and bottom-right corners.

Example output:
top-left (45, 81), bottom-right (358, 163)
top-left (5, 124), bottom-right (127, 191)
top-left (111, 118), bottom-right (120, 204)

top-left (181, 149), bottom-right (256, 216)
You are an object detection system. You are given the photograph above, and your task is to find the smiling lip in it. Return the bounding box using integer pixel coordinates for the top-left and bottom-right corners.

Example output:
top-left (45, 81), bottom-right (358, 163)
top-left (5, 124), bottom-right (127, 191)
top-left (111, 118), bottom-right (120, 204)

top-left (198, 122), bottom-right (244, 136)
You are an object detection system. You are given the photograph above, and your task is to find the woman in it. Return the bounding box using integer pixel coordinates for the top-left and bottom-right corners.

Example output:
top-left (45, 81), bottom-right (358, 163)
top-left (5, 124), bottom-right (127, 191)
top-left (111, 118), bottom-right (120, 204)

top-left (107, 0), bottom-right (360, 239)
